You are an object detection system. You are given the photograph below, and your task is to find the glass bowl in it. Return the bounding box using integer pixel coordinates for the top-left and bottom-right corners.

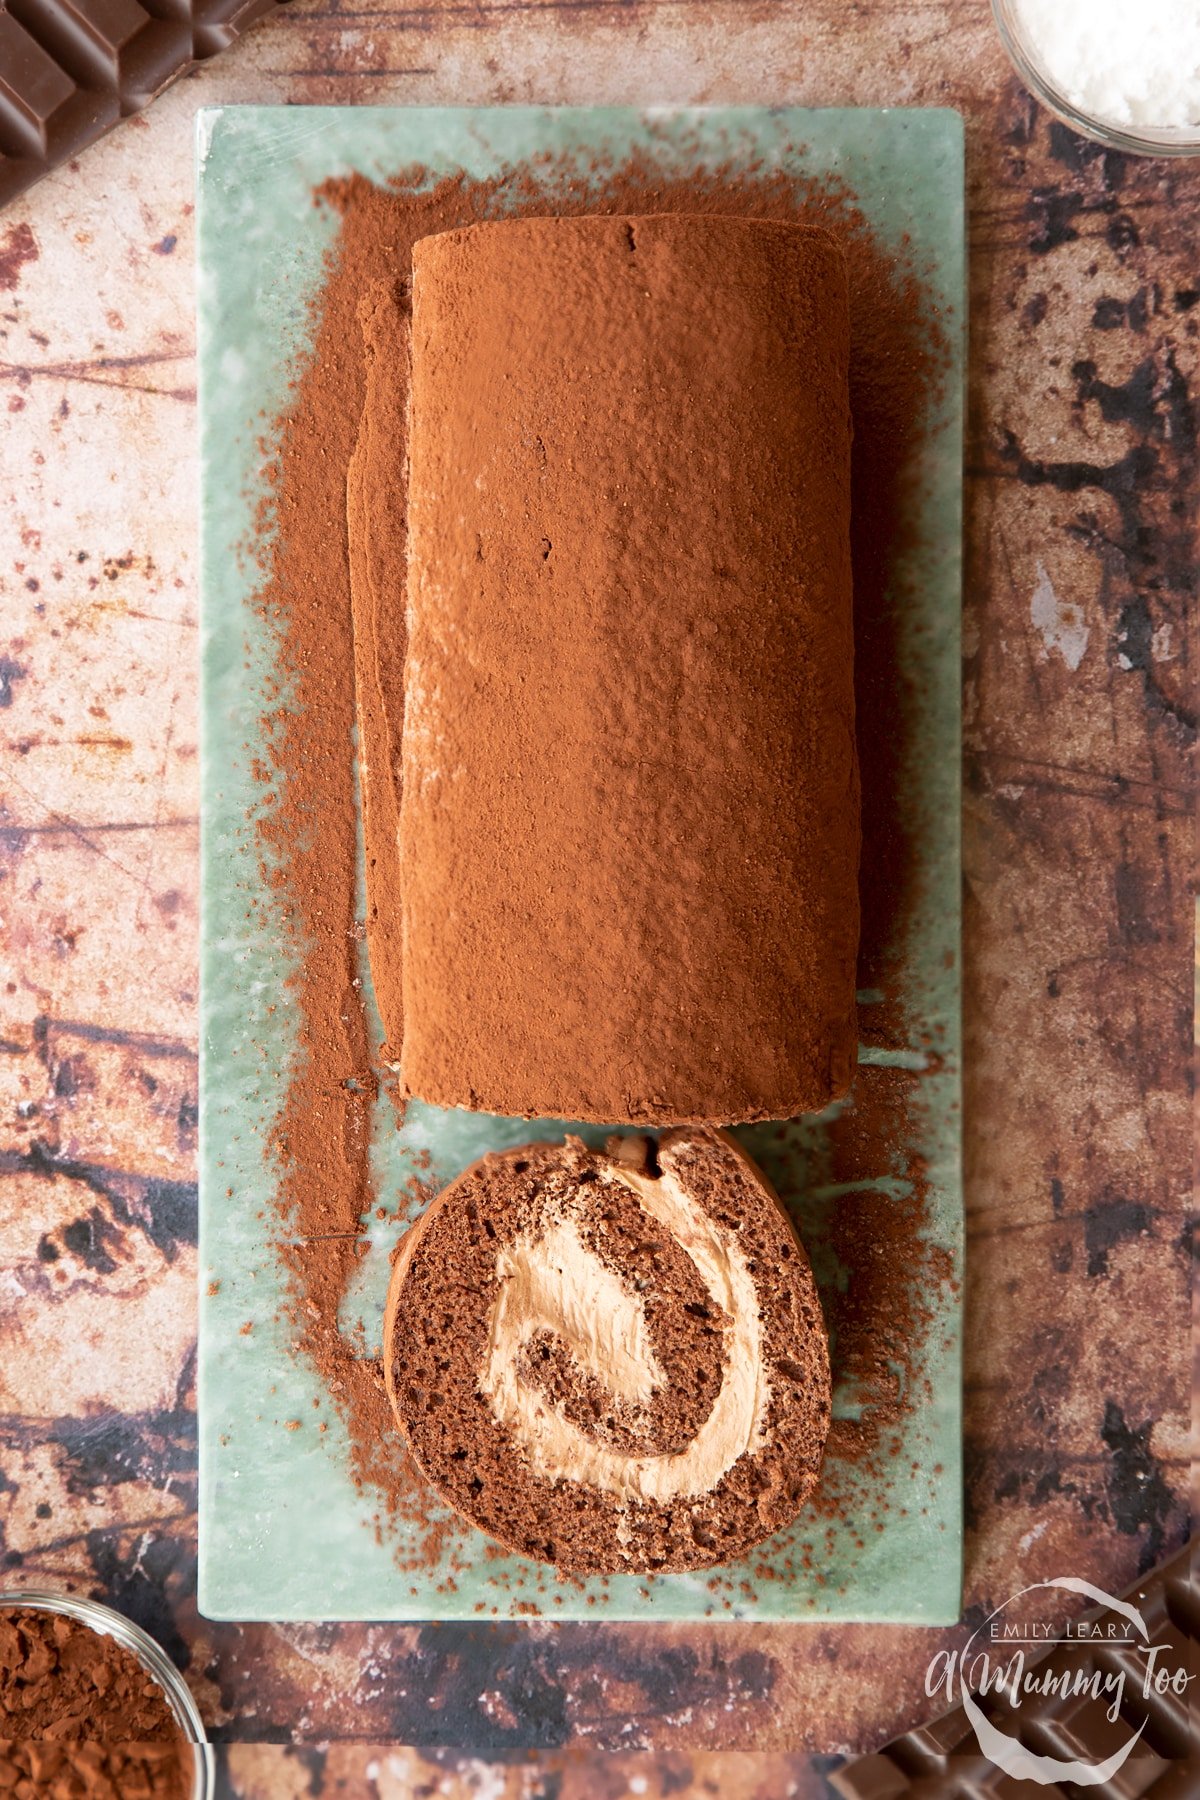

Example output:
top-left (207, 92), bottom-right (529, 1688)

top-left (0, 1590), bottom-right (214, 1800)
top-left (992, 0), bottom-right (1200, 156)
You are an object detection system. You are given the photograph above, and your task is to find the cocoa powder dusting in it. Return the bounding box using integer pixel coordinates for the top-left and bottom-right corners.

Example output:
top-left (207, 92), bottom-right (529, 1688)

top-left (251, 149), bottom-right (950, 1568)
top-left (0, 1609), bottom-right (188, 1800)
top-left (392, 214), bottom-right (858, 1126)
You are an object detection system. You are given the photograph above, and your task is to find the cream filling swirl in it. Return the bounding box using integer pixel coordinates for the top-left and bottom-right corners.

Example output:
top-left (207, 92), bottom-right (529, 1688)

top-left (478, 1163), bottom-right (770, 1502)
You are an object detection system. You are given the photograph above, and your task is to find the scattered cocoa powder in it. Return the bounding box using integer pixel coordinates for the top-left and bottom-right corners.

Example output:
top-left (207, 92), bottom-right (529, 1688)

top-left (0, 1609), bottom-right (189, 1800)
top-left (800, 1061), bottom-right (952, 1539)
top-left (250, 147), bottom-right (951, 1571)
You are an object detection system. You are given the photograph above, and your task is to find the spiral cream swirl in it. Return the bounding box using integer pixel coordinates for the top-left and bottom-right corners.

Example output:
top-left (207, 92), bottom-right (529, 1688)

top-left (479, 1161), bottom-right (770, 1502)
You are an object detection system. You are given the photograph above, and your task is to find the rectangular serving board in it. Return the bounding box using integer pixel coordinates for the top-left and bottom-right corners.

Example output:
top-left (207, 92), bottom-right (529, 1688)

top-left (198, 105), bottom-right (964, 1623)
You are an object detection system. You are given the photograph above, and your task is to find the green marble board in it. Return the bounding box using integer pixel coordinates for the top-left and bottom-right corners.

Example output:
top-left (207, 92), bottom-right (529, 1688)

top-left (197, 106), bottom-right (964, 1623)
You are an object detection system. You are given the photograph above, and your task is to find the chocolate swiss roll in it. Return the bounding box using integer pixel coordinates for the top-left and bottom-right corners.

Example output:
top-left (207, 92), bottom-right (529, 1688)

top-left (383, 1130), bottom-right (831, 1573)
top-left (355, 213), bottom-right (860, 1124)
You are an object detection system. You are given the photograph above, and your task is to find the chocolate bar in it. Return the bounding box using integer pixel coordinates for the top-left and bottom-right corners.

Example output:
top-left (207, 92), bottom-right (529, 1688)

top-left (0, 0), bottom-right (289, 209)
top-left (832, 1537), bottom-right (1197, 1797)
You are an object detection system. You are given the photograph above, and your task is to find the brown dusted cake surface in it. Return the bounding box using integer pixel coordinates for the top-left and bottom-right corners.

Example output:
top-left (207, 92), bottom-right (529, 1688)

top-left (357, 212), bottom-right (859, 1124)
top-left (383, 1128), bottom-right (831, 1574)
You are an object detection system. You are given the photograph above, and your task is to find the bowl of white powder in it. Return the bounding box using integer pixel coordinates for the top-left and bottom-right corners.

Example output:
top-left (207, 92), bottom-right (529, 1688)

top-left (993, 0), bottom-right (1200, 153)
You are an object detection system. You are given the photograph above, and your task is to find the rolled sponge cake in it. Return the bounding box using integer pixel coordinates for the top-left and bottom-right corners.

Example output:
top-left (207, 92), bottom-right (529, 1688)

top-left (383, 1129), bottom-right (832, 1573)
top-left (359, 213), bottom-right (860, 1124)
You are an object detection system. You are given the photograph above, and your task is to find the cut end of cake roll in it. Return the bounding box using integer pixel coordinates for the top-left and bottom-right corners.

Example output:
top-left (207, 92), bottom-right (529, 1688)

top-left (383, 1127), bottom-right (831, 1574)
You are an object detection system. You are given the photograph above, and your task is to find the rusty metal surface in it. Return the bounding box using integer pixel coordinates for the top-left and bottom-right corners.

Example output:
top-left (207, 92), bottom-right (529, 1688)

top-left (0, 0), bottom-right (1194, 1788)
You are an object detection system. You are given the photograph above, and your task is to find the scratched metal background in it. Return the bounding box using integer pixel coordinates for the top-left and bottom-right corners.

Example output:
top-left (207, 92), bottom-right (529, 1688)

top-left (0, 1), bottom-right (1194, 1794)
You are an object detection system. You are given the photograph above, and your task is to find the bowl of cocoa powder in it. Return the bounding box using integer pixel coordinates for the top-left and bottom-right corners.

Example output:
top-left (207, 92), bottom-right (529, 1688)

top-left (0, 1594), bottom-right (212, 1799)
